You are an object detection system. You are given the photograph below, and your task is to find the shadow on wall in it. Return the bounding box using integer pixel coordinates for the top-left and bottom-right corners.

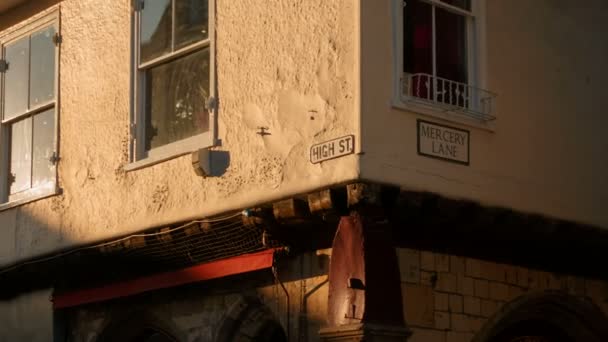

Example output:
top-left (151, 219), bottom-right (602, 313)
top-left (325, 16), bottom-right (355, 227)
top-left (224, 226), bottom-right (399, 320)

top-left (0, 0), bottom-right (62, 31)
top-left (0, 203), bottom-right (331, 341)
top-left (65, 254), bottom-right (330, 342)
top-left (0, 209), bottom-right (70, 341)
top-left (92, 293), bottom-right (294, 342)
top-left (473, 291), bottom-right (608, 342)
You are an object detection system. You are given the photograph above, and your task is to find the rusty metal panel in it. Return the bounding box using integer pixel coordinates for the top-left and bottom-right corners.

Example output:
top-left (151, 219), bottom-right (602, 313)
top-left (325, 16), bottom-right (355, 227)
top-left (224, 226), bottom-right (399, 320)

top-left (327, 213), bottom-right (404, 327)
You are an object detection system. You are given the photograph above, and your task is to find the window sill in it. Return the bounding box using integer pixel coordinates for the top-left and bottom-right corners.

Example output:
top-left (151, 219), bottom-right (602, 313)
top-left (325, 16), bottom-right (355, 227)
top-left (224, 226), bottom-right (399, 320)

top-left (392, 97), bottom-right (496, 132)
top-left (123, 150), bottom-right (193, 172)
top-left (0, 186), bottom-right (61, 212)
top-left (124, 133), bottom-right (215, 172)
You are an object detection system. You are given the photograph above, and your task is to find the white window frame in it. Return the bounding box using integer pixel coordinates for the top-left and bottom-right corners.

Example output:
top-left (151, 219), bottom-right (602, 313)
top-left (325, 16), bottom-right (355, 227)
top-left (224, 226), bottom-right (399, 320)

top-left (392, 0), bottom-right (493, 130)
top-left (0, 10), bottom-right (61, 210)
top-left (126, 0), bottom-right (218, 172)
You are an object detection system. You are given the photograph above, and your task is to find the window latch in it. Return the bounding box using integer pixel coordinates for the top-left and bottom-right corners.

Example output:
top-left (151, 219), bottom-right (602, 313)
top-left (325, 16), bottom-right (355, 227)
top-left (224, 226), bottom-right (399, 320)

top-left (0, 59), bottom-right (8, 73)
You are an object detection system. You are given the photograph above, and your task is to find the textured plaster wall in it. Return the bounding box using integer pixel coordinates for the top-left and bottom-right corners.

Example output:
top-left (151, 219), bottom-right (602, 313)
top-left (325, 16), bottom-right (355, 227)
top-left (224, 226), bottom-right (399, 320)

top-left (359, 0), bottom-right (608, 228)
top-left (0, 0), bottom-right (358, 266)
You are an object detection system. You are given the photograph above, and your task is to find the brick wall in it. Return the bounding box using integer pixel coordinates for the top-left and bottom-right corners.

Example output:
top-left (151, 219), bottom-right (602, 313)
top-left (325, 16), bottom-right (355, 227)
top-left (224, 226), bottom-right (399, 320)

top-left (396, 248), bottom-right (608, 342)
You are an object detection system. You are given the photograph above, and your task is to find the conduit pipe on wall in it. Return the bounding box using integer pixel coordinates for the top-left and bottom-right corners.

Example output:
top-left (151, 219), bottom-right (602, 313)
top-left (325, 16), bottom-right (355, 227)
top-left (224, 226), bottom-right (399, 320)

top-left (272, 260), bottom-right (290, 342)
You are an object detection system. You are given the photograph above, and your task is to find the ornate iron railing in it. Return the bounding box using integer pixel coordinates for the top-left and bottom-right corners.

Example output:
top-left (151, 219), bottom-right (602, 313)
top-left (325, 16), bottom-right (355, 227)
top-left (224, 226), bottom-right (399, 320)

top-left (402, 73), bottom-right (497, 122)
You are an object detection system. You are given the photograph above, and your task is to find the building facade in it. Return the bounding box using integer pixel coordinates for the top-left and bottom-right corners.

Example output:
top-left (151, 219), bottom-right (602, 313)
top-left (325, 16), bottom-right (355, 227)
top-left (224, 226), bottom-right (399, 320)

top-left (1, 0), bottom-right (607, 341)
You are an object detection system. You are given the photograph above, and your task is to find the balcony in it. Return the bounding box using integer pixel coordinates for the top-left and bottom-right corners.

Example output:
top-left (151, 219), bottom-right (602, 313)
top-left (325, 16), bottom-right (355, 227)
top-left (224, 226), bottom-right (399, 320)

top-left (402, 73), bottom-right (497, 122)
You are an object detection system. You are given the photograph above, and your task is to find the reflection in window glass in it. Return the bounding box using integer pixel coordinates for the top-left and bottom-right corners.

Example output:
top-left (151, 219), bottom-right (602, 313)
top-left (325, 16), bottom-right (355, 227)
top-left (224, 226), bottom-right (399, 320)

top-left (32, 109), bottom-right (55, 188)
top-left (140, 0), bottom-right (172, 63)
top-left (30, 26), bottom-right (56, 108)
top-left (4, 37), bottom-right (29, 120)
top-left (9, 118), bottom-right (32, 195)
top-left (436, 6), bottom-right (467, 84)
top-left (175, 0), bottom-right (208, 50)
top-left (144, 48), bottom-right (210, 150)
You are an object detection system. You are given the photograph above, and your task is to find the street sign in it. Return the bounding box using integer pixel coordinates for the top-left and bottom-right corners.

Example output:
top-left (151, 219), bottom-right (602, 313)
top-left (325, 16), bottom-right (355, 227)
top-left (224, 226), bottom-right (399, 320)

top-left (310, 135), bottom-right (355, 164)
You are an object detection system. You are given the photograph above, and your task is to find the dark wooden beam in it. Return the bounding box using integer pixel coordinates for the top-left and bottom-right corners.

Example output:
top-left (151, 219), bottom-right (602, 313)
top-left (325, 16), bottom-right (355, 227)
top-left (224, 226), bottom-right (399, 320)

top-left (273, 198), bottom-right (311, 223)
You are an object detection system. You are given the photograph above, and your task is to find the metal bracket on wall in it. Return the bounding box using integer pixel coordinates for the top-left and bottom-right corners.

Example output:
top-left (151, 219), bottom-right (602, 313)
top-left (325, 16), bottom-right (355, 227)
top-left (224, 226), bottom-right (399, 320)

top-left (205, 96), bottom-right (217, 112)
top-left (257, 127), bottom-right (271, 136)
top-left (0, 60), bottom-right (8, 73)
top-left (49, 152), bottom-right (60, 165)
top-left (53, 33), bottom-right (62, 46)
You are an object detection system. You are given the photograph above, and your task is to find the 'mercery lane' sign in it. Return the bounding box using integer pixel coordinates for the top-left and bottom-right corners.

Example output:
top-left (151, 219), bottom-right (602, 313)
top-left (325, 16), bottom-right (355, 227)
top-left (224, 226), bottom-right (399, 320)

top-left (417, 120), bottom-right (469, 165)
top-left (310, 135), bottom-right (355, 164)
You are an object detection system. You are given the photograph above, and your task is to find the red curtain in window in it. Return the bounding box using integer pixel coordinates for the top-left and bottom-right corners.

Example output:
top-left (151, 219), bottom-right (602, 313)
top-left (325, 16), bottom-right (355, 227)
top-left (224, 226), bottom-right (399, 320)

top-left (404, 0), bottom-right (468, 103)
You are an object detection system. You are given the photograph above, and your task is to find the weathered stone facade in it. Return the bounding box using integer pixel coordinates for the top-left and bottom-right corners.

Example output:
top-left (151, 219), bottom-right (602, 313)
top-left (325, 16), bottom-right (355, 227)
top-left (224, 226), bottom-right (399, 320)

top-left (396, 248), bottom-right (608, 342)
top-left (61, 247), bottom-right (608, 342)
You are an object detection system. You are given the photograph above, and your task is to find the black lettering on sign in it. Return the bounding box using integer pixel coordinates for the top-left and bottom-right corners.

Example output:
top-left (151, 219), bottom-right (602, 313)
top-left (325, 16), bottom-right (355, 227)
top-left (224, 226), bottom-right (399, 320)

top-left (417, 120), bottom-right (470, 165)
top-left (310, 135), bottom-right (355, 164)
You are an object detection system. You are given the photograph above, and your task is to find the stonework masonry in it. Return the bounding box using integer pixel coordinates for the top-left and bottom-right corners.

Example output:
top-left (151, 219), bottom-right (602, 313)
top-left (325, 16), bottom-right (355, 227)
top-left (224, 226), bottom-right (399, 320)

top-left (397, 248), bottom-right (608, 342)
top-left (65, 247), bottom-right (608, 342)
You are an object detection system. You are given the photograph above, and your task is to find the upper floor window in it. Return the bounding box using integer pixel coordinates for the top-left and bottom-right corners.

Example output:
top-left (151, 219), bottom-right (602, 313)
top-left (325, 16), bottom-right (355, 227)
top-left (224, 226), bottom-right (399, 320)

top-left (130, 0), bottom-right (216, 169)
top-left (0, 11), bottom-right (59, 207)
top-left (396, 0), bottom-right (495, 124)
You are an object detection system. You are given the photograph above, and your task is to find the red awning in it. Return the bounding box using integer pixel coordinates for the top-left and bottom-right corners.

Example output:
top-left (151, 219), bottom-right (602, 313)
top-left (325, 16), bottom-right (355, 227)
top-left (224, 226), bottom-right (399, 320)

top-left (53, 249), bottom-right (276, 309)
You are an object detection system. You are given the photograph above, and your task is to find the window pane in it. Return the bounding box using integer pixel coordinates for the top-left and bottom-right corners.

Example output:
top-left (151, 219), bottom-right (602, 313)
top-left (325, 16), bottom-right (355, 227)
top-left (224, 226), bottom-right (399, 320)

top-left (440, 0), bottom-right (470, 11)
top-left (144, 48), bottom-right (210, 151)
top-left (4, 37), bottom-right (29, 120)
top-left (436, 7), bottom-right (468, 107)
top-left (436, 7), bottom-right (467, 84)
top-left (9, 117), bottom-right (32, 194)
top-left (32, 108), bottom-right (55, 188)
top-left (175, 0), bottom-right (208, 50)
top-left (404, 0), bottom-right (432, 99)
top-left (404, 0), bottom-right (432, 75)
top-left (30, 26), bottom-right (56, 108)
top-left (140, 0), bottom-right (172, 63)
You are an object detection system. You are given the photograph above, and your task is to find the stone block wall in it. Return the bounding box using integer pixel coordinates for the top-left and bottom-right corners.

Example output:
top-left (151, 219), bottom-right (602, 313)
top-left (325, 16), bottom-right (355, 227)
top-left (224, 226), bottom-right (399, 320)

top-left (396, 248), bottom-right (608, 342)
top-left (61, 247), bottom-right (608, 342)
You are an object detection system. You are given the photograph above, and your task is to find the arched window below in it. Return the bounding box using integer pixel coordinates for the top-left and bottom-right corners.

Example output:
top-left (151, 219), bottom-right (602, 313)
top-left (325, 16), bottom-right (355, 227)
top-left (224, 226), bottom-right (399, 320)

top-left (133, 328), bottom-right (176, 342)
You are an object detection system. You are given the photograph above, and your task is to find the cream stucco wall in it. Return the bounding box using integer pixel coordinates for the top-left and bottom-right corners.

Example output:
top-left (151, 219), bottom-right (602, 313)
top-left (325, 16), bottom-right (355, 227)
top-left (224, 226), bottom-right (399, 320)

top-left (0, 0), bottom-right (359, 266)
top-left (2, 0), bottom-right (607, 268)
top-left (360, 0), bottom-right (608, 228)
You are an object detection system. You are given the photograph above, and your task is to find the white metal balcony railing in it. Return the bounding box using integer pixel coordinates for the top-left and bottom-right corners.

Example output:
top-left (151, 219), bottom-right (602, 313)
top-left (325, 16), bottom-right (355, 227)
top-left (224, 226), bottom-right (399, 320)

top-left (402, 73), bottom-right (497, 122)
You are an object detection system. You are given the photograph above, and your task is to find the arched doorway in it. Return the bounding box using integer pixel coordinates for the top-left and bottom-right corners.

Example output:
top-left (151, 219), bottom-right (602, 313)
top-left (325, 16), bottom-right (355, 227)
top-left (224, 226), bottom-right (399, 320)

top-left (215, 296), bottom-right (287, 342)
top-left (490, 320), bottom-right (572, 342)
top-left (130, 328), bottom-right (176, 342)
top-left (97, 311), bottom-right (178, 342)
top-left (473, 291), bottom-right (608, 342)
